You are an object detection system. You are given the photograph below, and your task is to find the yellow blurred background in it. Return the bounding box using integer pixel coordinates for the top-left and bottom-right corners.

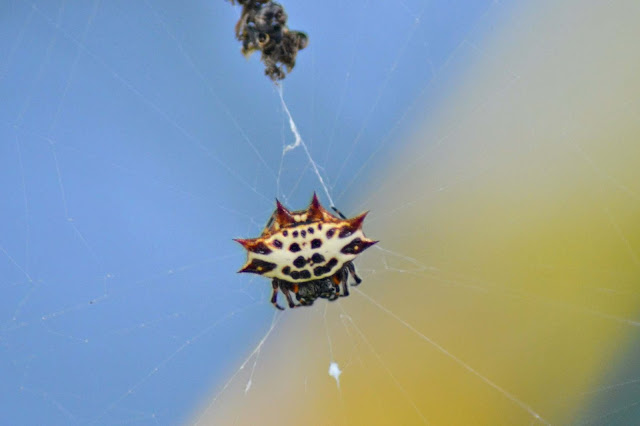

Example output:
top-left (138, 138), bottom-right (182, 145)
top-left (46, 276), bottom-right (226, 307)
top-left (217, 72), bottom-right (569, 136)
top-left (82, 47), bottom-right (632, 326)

top-left (196, 0), bottom-right (640, 424)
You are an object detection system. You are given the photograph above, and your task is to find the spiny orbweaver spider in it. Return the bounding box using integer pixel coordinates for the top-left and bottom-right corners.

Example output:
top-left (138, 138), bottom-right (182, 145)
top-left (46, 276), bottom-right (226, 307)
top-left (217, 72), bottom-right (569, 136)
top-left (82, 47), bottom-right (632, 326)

top-left (235, 194), bottom-right (377, 310)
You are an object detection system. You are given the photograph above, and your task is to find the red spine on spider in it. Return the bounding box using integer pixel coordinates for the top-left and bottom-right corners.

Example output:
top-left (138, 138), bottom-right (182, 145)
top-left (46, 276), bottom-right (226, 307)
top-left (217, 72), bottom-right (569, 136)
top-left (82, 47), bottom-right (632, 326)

top-left (234, 193), bottom-right (377, 309)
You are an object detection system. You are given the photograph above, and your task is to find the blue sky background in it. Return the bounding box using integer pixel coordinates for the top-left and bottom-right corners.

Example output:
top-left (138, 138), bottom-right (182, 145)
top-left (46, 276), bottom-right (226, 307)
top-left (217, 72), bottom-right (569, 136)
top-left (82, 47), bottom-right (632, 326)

top-left (0, 0), bottom-right (508, 424)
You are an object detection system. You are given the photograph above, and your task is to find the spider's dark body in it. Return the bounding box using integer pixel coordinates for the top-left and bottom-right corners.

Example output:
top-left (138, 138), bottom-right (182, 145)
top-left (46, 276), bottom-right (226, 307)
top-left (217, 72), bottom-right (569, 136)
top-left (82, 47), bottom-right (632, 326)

top-left (235, 194), bottom-right (377, 309)
top-left (275, 277), bottom-right (338, 307)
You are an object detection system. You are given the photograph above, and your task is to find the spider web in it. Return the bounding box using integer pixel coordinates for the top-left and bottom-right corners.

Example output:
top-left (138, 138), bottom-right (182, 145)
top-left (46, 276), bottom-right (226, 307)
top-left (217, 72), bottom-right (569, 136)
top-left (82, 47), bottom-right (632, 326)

top-left (2, 0), bottom-right (640, 425)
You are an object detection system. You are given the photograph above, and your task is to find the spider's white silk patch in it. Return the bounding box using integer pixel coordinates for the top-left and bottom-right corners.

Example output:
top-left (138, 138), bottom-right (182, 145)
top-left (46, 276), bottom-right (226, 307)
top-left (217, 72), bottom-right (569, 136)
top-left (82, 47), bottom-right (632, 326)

top-left (328, 362), bottom-right (342, 387)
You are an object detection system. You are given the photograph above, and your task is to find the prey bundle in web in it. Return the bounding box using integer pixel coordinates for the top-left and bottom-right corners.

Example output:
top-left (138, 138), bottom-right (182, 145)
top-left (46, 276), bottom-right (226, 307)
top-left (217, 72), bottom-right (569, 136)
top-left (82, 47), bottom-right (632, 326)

top-left (228, 0), bottom-right (308, 81)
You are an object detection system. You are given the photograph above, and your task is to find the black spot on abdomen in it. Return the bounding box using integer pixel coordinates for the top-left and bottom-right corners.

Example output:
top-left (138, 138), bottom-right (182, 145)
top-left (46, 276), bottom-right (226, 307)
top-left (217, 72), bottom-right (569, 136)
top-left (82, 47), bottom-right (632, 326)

top-left (311, 239), bottom-right (322, 249)
top-left (313, 257), bottom-right (339, 277)
top-left (299, 270), bottom-right (311, 279)
top-left (340, 238), bottom-right (376, 254)
top-left (240, 259), bottom-right (277, 275)
top-left (249, 241), bottom-right (272, 255)
top-left (293, 256), bottom-right (307, 268)
top-left (289, 243), bottom-right (301, 253)
top-left (313, 265), bottom-right (328, 277)
top-left (339, 227), bottom-right (353, 238)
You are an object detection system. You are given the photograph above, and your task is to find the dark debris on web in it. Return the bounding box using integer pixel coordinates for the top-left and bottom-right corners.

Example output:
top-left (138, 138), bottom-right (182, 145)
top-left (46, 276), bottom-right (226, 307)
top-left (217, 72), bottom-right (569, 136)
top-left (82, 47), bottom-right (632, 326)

top-left (228, 0), bottom-right (308, 81)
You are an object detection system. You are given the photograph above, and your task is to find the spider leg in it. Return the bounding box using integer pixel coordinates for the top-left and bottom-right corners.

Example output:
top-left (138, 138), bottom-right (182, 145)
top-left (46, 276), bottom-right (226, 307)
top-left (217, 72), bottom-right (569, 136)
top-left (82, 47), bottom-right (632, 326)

top-left (332, 269), bottom-right (349, 297)
top-left (280, 285), bottom-right (297, 308)
top-left (340, 269), bottom-right (350, 297)
top-left (263, 210), bottom-right (276, 231)
top-left (346, 261), bottom-right (362, 286)
top-left (299, 297), bottom-right (314, 306)
top-left (276, 280), bottom-right (297, 309)
top-left (271, 280), bottom-right (285, 310)
top-left (291, 283), bottom-right (314, 306)
top-left (331, 206), bottom-right (347, 220)
top-left (331, 273), bottom-right (342, 296)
